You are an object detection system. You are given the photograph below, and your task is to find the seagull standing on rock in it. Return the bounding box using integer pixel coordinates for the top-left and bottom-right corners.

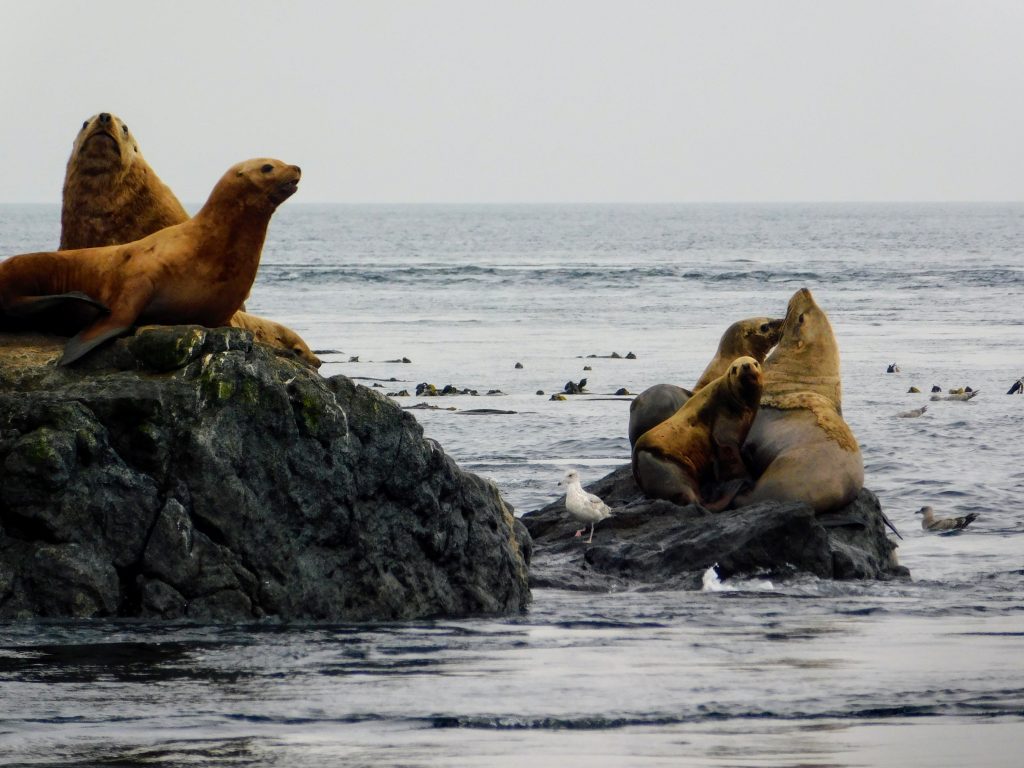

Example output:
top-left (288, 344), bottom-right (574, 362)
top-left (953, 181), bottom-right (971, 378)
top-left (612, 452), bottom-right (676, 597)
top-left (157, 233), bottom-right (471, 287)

top-left (916, 505), bottom-right (978, 532)
top-left (559, 469), bottom-right (613, 543)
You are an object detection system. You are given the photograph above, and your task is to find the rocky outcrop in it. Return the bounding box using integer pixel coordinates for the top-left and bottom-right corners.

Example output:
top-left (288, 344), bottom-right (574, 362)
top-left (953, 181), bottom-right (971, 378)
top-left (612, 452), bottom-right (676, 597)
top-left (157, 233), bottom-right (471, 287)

top-left (522, 465), bottom-right (908, 590)
top-left (0, 327), bottom-right (531, 621)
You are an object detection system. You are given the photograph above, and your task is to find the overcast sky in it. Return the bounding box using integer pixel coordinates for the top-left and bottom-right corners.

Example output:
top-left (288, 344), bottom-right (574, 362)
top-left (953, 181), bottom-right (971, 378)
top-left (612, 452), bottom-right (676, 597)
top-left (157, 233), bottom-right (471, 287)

top-left (2, 1), bottom-right (1021, 203)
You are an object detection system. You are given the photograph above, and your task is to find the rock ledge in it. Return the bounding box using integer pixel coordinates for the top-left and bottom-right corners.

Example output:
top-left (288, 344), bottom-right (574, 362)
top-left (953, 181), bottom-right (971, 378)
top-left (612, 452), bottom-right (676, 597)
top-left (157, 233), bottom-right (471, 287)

top-left (0, 327), bottom-right (530, 621)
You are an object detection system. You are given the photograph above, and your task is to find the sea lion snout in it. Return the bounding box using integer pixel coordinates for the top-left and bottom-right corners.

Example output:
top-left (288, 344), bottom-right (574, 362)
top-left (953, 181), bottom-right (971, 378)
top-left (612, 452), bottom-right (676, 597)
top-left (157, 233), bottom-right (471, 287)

top-left (99, 112), bottom-right (112, 124)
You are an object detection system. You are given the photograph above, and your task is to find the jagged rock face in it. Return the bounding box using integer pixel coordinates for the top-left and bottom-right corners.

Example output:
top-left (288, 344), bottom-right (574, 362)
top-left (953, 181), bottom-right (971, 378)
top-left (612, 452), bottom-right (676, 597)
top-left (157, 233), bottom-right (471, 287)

top-left (0, 327), bottom-right (531, 621)
top-left (522, 465), bottom-right (907, 591)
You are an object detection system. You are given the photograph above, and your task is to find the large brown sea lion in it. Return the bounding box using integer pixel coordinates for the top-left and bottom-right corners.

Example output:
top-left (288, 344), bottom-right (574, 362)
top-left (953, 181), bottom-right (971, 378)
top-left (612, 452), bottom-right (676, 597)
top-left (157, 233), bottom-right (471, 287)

top-left (734, 288), bottom-right (863, 512)
top-left (59, 112), bottom-right (317, 366)
top-left (230, 310), bottom-right (321, 368)
top-left (632, 356), bottom-right (763, 507)
top-left (627, 316), bottom-right (783, 446)
top-left (0, 158), bottom-right (300, 365)
top-left (60, 112), bottom-right (190, 250)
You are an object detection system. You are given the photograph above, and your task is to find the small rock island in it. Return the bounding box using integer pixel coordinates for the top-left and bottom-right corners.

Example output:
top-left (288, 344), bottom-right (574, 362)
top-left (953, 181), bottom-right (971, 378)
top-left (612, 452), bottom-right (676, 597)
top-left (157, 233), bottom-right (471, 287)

top-left (0, 327), bottom-right (531, 621)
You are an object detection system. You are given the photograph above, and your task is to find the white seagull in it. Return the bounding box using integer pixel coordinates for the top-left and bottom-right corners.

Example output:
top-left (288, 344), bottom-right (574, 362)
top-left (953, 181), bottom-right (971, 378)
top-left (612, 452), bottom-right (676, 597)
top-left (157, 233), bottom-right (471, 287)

top-left (558, 469), bottom-right (613, 543)
top-left (916, 505), bottom-right (978, 532)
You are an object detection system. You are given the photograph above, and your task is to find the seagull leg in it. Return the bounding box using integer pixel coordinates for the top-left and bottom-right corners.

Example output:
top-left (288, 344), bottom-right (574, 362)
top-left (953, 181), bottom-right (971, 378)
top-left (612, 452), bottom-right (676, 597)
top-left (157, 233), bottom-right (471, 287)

top-left (574, 528), bottom-right (584, 538)
top-left (587, 524), bottom-right (594, 544)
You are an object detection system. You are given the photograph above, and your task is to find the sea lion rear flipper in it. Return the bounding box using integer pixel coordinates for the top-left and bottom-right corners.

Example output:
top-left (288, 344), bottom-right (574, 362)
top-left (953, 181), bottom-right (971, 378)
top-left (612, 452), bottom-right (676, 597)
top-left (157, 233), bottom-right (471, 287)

top-left (6, 292), bottom-right (110, 317)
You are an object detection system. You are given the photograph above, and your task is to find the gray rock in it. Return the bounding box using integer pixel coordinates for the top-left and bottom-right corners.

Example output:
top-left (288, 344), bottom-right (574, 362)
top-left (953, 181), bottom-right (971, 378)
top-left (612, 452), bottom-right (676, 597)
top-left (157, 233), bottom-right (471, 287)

top-left (0, 327), bottom-right (530, 621)
top-left (521, 464), bottom-right (908, 591)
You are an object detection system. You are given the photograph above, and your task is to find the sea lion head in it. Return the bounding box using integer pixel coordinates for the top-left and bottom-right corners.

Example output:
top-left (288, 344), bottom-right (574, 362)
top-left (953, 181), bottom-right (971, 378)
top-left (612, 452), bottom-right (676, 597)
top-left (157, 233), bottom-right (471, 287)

top-left (725, 355), bottom-right (763, 406)
top-left (275, 326), bottom-right (321, 369)
top-left (213, 158), bottom-right (302, 213)
top-left (774, 288), bottom-right (835, 356)
top-left (763, 287), bottom-right (842, 407)
top-left (720, 316), bottom-right (784, 360)
top-left (68, 112), bottom-right (139, 179)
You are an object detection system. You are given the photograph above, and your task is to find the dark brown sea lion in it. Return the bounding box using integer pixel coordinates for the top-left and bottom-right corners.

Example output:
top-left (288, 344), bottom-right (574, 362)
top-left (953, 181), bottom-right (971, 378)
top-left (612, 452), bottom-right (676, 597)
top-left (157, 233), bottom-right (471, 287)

top-left (627, 316), bottom-right (782, 447)
top-left (734, 288), bottom-right (863, 513)
top-left (632, 356), bottom-right (763, 507)
top-left (60, 112), bottom-right (189, 250)
top-left (0, 158), bottom-right (300, 365)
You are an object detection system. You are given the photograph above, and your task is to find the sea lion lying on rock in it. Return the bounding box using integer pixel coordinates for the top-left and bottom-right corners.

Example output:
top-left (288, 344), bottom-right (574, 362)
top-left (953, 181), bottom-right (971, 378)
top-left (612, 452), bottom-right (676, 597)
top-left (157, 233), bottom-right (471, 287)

top-left (632, 356), bottom-right (763, 507)
top-left (229, 311), bottom-right (321, 368)
top-left (628, 316), bottom-right (783, 446)
top-left (734, 288), bottom-right (863, 513)
top-left (0, 158), bottom-right (300, 365)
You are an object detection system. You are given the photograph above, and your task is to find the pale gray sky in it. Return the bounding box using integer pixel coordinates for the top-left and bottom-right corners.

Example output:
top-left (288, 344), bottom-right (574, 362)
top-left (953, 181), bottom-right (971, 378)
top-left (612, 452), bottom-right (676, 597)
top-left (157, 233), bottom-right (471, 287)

top-left (2, 0), bottom-right (1021, 203)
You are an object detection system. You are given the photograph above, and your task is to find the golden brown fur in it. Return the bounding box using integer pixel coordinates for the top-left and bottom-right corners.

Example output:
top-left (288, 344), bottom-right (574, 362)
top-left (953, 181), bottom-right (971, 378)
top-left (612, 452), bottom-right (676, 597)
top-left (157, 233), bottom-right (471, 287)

top-left (693, 316), bottom-right (784, 392)
top-left (736, 288), bottom-right (863, 512)
top-left (628, 316), bottom-right (782, 447)
top-left (230, 310), bottom-right (320, 368)
top-left (632, 356), bottom-right (763, 506)
top-left (0, 158), bottom-right (300, 365)
top-left (59, 112), bottom-right (317, 362)
top-left (60, 112), bottom-right (189, 250)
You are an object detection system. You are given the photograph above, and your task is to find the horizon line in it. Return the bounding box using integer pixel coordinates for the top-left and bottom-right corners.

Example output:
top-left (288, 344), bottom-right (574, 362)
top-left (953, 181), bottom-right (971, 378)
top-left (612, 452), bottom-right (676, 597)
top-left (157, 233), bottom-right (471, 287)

top-left (2, 199), bottom-right (1022, 207)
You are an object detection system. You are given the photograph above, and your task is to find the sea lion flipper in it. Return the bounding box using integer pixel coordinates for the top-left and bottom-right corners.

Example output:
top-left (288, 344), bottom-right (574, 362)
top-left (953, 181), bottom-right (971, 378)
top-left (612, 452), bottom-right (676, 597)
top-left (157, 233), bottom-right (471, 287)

top-left (58, 284), bottom-right (153, 366)
top-left (6, 292), bottom-right (110, 317)
top-left (59, 323), bottom-right (134, 366)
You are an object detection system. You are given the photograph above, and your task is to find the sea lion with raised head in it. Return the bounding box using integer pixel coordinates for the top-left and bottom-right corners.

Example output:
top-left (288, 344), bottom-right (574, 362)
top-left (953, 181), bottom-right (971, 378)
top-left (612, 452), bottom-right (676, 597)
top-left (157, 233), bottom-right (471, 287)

top-left (230, 310), bottom-right (320, 368)
top-left (733, 288), bottom-right (863, 513)
top-left (59, 112), bottom-right (319, 362)
top-left (627, 316), bottom-right (782, 446)
top-left (0, 158), bottom-right (300, 365)
top-left (632, 356), bottom-right (763, 507)
top-left (60, 112), bottom-right (189, 250)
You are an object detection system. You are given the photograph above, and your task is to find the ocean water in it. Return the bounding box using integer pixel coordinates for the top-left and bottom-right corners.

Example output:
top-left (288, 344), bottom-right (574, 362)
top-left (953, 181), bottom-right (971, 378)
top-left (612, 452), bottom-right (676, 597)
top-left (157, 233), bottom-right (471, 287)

top-left (1, 203), bottom-right (1023, 766)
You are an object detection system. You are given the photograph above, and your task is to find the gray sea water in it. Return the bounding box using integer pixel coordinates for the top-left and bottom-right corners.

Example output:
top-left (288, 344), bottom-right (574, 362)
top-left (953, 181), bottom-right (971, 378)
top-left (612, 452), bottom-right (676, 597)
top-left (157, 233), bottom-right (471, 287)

top-left (1, 203), bottom-right (1022, 766)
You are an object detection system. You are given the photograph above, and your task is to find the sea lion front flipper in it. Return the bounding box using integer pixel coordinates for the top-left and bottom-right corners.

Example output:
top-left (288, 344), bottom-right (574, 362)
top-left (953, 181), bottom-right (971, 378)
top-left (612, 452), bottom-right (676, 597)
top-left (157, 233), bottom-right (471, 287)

top-left (60, 324), bottom-right (134, 366)
top-left (6, 292), bottom-right (111, 317)
top-left (58, 283), bottom-right (154, 366)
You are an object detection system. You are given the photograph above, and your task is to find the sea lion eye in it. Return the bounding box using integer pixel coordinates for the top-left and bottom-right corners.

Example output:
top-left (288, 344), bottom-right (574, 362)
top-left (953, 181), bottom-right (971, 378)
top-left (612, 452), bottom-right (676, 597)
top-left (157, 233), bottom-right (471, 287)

top-left (81, 121), bottom-right (88, 130)
top-left (122, 124), bottom-right (129, 135)
top-left (261, 163), bottom-right (274, 173)
top-left (798, 313), bottom-right (805, 324)
top-left (760, 323), bottom-right (770, 332)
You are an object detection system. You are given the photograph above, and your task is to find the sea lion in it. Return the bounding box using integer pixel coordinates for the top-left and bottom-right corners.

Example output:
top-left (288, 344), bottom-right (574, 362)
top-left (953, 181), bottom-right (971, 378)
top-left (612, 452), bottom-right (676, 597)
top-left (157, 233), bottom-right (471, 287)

top-left (733, 288), bottom-right (863, 513)
top-left (627, 316), bottom-right (782, 447)
top-left (60, 112), bottom-right (190, 250)
top-left (628, 384), bottom-right (692, 446)
top-left (59, 112), bottom-right (320, 361)
top-left (0, 158), bottom-right (300, 365)
top-left (230, 310), bottom-right (320, 368)
top-left (632, 356), bottom-right (763, 507)
top-left (693, 316), bottom-right (784, 391)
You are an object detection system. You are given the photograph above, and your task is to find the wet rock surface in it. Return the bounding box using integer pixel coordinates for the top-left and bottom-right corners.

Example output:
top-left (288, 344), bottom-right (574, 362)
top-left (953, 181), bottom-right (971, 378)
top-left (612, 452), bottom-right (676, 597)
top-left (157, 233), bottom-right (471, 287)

top-left (0, 327), bottom-right (531, 621)
top-left (522, 464), bottom-right (908, 591)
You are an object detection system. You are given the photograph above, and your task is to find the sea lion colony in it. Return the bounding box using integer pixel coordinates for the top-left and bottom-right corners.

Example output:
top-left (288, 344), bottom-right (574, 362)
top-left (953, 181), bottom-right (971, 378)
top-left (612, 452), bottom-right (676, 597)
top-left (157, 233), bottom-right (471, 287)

top-left (0, 112), bottom-right (318, 367)
top-left (2, 114), bottom-right (862, 516)
top-left (631, 288), bottom-right (864, 513)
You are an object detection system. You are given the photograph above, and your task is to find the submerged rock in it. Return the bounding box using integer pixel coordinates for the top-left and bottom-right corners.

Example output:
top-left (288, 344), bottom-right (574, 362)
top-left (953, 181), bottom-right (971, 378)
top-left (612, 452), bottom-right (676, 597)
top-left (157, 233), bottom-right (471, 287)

top-left (0, 327), bottom-right (530, 621)
top-left (521, 464), bottom-right (908, 591)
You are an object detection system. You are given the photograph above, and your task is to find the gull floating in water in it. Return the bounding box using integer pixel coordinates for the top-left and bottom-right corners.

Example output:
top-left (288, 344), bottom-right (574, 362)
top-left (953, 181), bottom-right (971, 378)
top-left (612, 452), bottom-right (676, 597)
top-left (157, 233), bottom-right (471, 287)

top-left (930, 390), bottom-right (979, 402)
top-left (895, 405), bottom-right (927, 418)
top-left (558, 469), bottom-right (612, 543)
top-left (916, 505), bottom-right (978, 532)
